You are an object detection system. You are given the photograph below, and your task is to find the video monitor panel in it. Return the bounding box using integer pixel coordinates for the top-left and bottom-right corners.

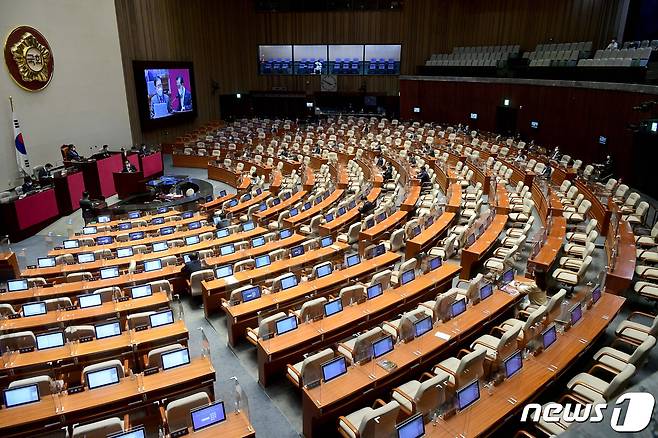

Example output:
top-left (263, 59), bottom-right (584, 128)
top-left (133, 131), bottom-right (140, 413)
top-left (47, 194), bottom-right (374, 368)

top-left (293, 45), bottom-right (328, 75)
top-left (258, 45), bottom-right (293, 75)
top-left (364, 44), bottom-right (401, 75)
top-left (329, 45), bottom-right (364, 74)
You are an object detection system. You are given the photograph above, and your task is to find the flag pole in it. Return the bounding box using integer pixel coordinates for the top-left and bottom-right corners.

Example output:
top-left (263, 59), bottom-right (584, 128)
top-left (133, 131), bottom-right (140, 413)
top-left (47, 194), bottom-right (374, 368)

top-left (9, 96), bottom-right (13, 112)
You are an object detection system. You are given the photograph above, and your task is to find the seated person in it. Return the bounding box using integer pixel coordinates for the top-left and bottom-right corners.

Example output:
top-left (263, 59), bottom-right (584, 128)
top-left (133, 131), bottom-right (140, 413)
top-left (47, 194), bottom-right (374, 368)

top-left (181, 252), bottom-right (204, 279)
top-left (519, 269), bottom-right (549, 309)
top-left (542, 162), bottom-right (553, 179)
top-left (36, 163), bottom-right (54, 183)
top-left (138, 144), bottom-right (149, 156)
top-left (122, 160), bottom-right (137, 173)
top-left (359, 196), bottom-right (376, 217)
top-left (66, 144), bottom-right (82, 161)
top-left (78, 191), bottom-right (95, 225)
top-left (21, 175), bottom-right (38, 193)
top-left (418, 166), bottom-right (431, 185)
top-left (375, 155), bottom-right (385, 168)
top-left (383, 164), bottom-right (393, 181)
top-left (98, 145), bottom-right (111, 159)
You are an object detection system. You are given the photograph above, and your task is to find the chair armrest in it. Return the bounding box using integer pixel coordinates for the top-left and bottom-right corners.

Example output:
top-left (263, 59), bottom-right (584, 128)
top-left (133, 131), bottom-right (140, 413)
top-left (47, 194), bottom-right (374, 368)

top-left (490, 326), bottom-right (507, 337)
top-left (372, 398), bottom-right (387, 408)
top-left (123, 413), bottom-right (131, 430)
top-left (337, 416), bottom-right (359, 438)
top-left (159, 405), bottom-right (168, 430)
top-left (514, 430), bottom-right (537, 438)
top-left (420, 372), bottom-right (435, 381)
top-left (588, 363), bottom-right (619, 381)
top-left (434, 363), bottom-right (456, 376)
top-left (286, 364), bottom-right (301, 380)
top-left (569, 379), bottom-right (605, 397)
top-left (517, 310), bottom-right (532, 319)
top-left (610, 337), bottom-right (641, 353)
top-left (627, 310), bottom-right (655, 325)
top-left (457, 348), bottom-right (472, 359)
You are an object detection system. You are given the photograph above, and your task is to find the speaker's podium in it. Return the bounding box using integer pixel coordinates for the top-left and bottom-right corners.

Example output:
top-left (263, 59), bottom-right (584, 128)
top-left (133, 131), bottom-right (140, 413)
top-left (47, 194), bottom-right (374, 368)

top-left (113, 171), bottom-right (147, 199)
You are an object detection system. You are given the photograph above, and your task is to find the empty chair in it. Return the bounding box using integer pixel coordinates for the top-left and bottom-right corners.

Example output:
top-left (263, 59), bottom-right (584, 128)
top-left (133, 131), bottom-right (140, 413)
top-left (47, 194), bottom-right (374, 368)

top-left (471, 321), bottom-right (524, 365)
top-left (286, 348), bottom-right (334, 388)
top-left (593, 335), bottom-right (656, 373)
top-left (566, 363), bottom-right (635, 405)
top-left (82, 359), bottom-right (125, 387)
top-left (146, 343), bottom-right (186, 368)
top-left (72, 418), bottom-right (124, 438)
top-left (337, 400), bottom-right (400, 438)
top-left (552, 255), bottom-right (592, 291)
top-left (64, 325), bottom-right (95, 342)
top-left (163, 392), bottom-right (211, 433)
top-left (337, 327), bottom-right (384, 364)
top-left (339, 284), bottom-right (367, 307)
top-left (8, 375), bottom-right (56, 397)
top-left (391, 372), bottom-right (449, 417)
top-left (44, 297), bottom-right (73, 311)
top-left (614, 312), bottom-right (658, 345)
top-left (189, 269), bottom-right (214, 296)
top-left (370, 269), bottom-right (392, 291)
top-left (294, 297), bottom-right (327, 322)
top-left (433, 348), bottom-right (487, 389)
top-left (246, 311), bottom-right (287, 345)
top-left (565, 219), bottom-right (598, 244)
top-left (67, 272), bottom-right (92, 283)
top-left (337, 222), bottom-right (362, 244)
top-left (419, 289), bottom-right (458, 323)
top-left (127, 311), bottom-right (155, 330)
top-left (0, 331), bottom-right (36, 351)
top-left (149, 279), bottom-right (172, 295)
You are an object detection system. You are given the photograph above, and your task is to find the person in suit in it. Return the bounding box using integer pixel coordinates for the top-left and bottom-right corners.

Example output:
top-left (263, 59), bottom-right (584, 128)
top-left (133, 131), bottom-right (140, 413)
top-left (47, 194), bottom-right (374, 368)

top-left (181, 252), bottom-right (204, 279)
top-left (150, 77), bottom-right (170, 118)
top-left (21, 176), bottom-right (37, 193)
top-left (376, 155), bottom-right (385, 168)
top-left (98, 145), bottom-right (111, 158)
top-left (418, 166), bottom-right (431, 185)
top-left (37, 163), bottom-right (54, 182)
top-left (383, 163), bottom-right (393, 181)
top-left (66, 145), bottom-right (82, 161)
top-left (122, 160), bottom-right (137, 173)
top-left (78, 191), bottom-right (95, 225)
top-left (359, 195), bottom-right (376, 218)
top-left (173, 76), bottom-right (192, 112)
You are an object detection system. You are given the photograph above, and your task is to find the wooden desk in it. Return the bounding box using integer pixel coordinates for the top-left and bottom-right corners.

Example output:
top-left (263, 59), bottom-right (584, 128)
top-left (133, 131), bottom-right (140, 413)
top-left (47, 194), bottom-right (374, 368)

top-left (203, 233), bottom-right (306, 268)
top-left (0, 291), bottom-right (169, 334)
top-left (257, 262), bottom-right (460, 386)
top-left (0, 252), bottom-right (20, 280)
top-left (200, 193), bottom-right (237, 211)
top-left (201, 242), bottom-right (350, 317)
top-left (226, 191), bottom-right (271, 215)
top-left (435, 292), bottom-right (624, 437)
top-left (401, 186), bottom-right (421, 211)
top-left (606, 218), bottom-right (636, 295)
top-left (0, 356), bottom-right (215, 438)
top-left (460, 215), bottom-right (508, 279)
top-left (527, 216), bottom-right (567, 278)
top-left (493, 183), bottom-right (510, 214)
top-left (283, 190), bottom-right (344, 228)
top-left (405, 212), bottom-right (456, 259)
top-left (91, 208), bottom-right (181, 229)
top-left (445, 183), bottom-right (462, 213)
top-left (172, 153), bottom-right (209, 169)
top-left (252, 190), bottom-right (307, 223)
top-left (226, 251), bottom-right (401, 350)
top-left (318, 188), bottom-right (381, 238)
top-left (177, 411), bottom-right (255, 437)
top-left (549, 192), bottom-right (564, 216)
top-left (358, 211), bottom-right (408, 254)
top-left (302, 289), bottom-right (522, 438)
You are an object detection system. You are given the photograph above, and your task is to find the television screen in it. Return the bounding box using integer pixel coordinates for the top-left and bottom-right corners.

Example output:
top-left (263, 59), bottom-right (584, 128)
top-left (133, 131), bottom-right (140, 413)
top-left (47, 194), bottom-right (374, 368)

top-left (258, 45), bottom-right (293, 75)
top-left (599, 135), bottom-right (607, 145)
top-left (364, 44), bottom-right (401, 75)
top-left (329, 45), bottom-right (364, 74)
top-left (470, 113), bottom-right (478, 120)
top-left (531, 120), bottom-right (539, 129)
top-left (133, 61), bottom-right (197, 130)
top-left (293, 45), bottom-right (327, 75)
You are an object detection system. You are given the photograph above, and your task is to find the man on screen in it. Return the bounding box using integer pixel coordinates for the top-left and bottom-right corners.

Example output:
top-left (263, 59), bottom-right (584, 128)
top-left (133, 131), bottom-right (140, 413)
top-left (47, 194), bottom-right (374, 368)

top-left (150, 77), bottom-right (170, 118)
top-left (172, 76), bottom-right (192, 112)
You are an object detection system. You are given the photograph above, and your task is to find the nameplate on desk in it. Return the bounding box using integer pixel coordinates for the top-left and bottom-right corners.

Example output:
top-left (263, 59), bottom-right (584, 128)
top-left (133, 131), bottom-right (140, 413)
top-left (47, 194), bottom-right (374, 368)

top-left (19, 346), bottom-right (34, 353)
top-left (66, 305), bottom-right (77, 311)
top-left (67, 386), bottom-right (83, 394)
top-left (330, 244), bottom-right (341, 250)
top-left (8, 313), bottom-right (21, 319)
top-left (27, 265), bottom-right (36, 269)
top-left (305, 380), bottom-right (321, 390)
top-left (118, 297), bottom-right (130, 302)
top-left (74, 233), bottom-right (81, 236)
top-left (0, 289), bottom-right (5, 293)
top-left (224, 275), bottom-right (238, 285)
top-left (434, 331), bottom-right (451, 341)
top-left (144, 367), bottom-right (159, 376)
top-left (135, 325), bottom-right (148, 332)
top-left (79, 336), bottom-right (93, 343)
top-left (170, 428), bottom-right (189, 437)
top-left (54, 246), bottom-right (63, 250)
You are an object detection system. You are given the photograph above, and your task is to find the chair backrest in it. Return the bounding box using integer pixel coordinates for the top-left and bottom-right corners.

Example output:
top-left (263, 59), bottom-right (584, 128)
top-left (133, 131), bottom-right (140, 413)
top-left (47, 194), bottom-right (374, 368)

top-left (298, 297), bottom-right (327, 322)
top-left (0, 303), bottom-right (16, 317)
top-left (190, 269), bottom-right (214, 296)
top-left (149, 280), bottom-right (172, 295)
top-left (495, 321), bottom-right (523, 361)
top-left (95, 286), bottom-right (120, 302)
top-left (353, 327), bottom-right (384, 361)
top-left (522, 305), bottom-right (547, 345)
top-left (127, 311), bottom-right (155, 329)
top-left (44, 297), bottom-right (73, 311)
top-left (8, 375), bottom-right (55, 397)
top-left (72, 417), bottom-right (124, 438)
top-left (339, 284), bottom-right (367, 306)
top-left (300, 348), bottom-right (334, 386)
top-left (370, 270), bottom-right (392, 290)
top-left (455, 349), bottom-right (487, 387)
top-left (257, 311), bottom-right (287, 338)
top-left (358, 400), bottom-right (400, 438)
top-left (147, 343), bottom-right (185, 368)
top-left (545, 289), bottom-right (567, 323)
top-left (628, 335), bottom-right (657, 366)
top-left (64, 325), bottom-right (95, 342)
top-left (67, 272), bottom-right (92, 283)
top-left (389, 229), bottom-right (406, 252)
top-left (463, 273), bottom-right (484, 303)
top-left (413, 373), bottom-right (450, 417)
top-left (433, 289), bottom-right (458, 322)
top-left (0, 331), bottom-right (36, 351)
top-left (82, 359), bottom-right (124, 386)
top-left (603, 364), bottom-right (636, 400)
top-left (166, 392), bottom-right (211, 433)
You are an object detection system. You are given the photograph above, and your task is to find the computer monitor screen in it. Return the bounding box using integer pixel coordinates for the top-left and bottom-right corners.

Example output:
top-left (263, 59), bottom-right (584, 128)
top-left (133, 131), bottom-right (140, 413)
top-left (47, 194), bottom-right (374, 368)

top-left (324, 298), bottom-right (343, 317)
top-left (259, 202), bottom-right (267, 212)
top-left (182, 211), bottom-right (194, 219)
top-left (97, 215), bottom-right (110, 223)
top-left (466, 233), bottom-right (476, 246)
top-left (215, 265), bottom-right (233, 279)
top-left (117, 247), bottom-right (134, 258)
top-left (457, 380), bottom-right (480, 410)
top-left (252, 236), bottom-right (265, 248)
top-left (107, 427), bottom-right (146, 438)
top-left (157, 226), bottom-right (174, 236)
top-left (304, 202), bottom-right (312, 210)
top-left (400, 269), bottom-right (415, 285)
top-left (599, 135), bottom-right (607, 145)
top-left (79, 293), bottom-right (102, 308)
top-left (256, 188), bottom-right (262, 195)
top-left (143, 259), bottom-right (162, 272)
top-left (501, 268), bottom-right (514, 285)
top-left (37, 257), bottom-right (56, 268)
top-left (129, 232), bottom-right (145, 240)
top-left (316, 263), bottom-right (332, 278)
top-left (367, 283), bottom-right (383, 299)
top-left (219, 190), bottom-right (227, 197)
top-left (100, 266), bottom-right (119, 279)
top-left (216, 228), bottom-right (230, 238)
top-left (151, 217), bottom-right (165, 225)
top-left (272, 198), bottom-right (281, 206)
top-left (95, 321), bottom-right (121, 339)
top-left (321, 356), bottom-right (347, 383)
top-left (428, 257), bottom-right (442, 271)
top-left (243, 194), bottom-right (252, 202)
top-left (7, 279), bottom-right (28, 292)
top-left (87, 366), bottom-right (120, 389)
top-left (185, 235), bottom-right (200, 246)
top-left (255, 255), bottom-right (271, 268)
top-left (36, 331), bottom-right (64, 350)
top-left (570, 303), bottom-right (582, 325)
top-left (161, 347), bottom-right (191, 370)
top-left (320, 236), bottom-right (333, 247)
top-left (188, 221), bottom-right (201, 230)
top-left (412, 226), bottom-right (421, 237)
top-left (377, 212), bottom-right (387, 222)
top-left (242, 221), bottom-right (255, 231)
top-left (531, 121), bottom-right (539, 129)
top-left (365, 218), bottom-right (375, 229)
top-left (349, 200), bottom-right (356, 209)
top-left (372, 335), bottom-right (394, 358)
top-left (470, 113), bottom-right (478, 120)
top-left (414, 316), bottom-right (432, 338)
top-left (283, 191), bottom-right (292, 200)
top-left (290, 245), bottom-right (305, 257)
top-left (119, 222), bottom-right (132, 230)
top-left (281, 275), bottom-right (298, 290)
top-left (275, 315), bottom-right (298, 335)
top-left (346, 254), bottom-right (360, 268)
top-left (426, 216), bottom-right (435, 226)
top-left (652, 122), bottom-right (658, 133)
top-left (152, 242), bottom-right (168, 252)
top-left (338, 207), bottom-right (346, 216)
top-left (22, 302), bottom-right (47, 317)
top-left (592, 286), bottom-right (601, 303)
top-left (150, 309), bottom-right (174, 328)
top-left (504, 350), bottom-right (523, 378)
top-left (96, 236), bottom-right (113, 245)
top-left (3, 384), bottom-right (39, 408)
top-left (130, 284), bottom-right (153, 299)
top-left (478, 224), bottom-right (485, 236)
top-left (324, 213), bottom-right (334, 222)
top-left (451, 298), bottom-right (467, 317)
top-left (157, 207), bottom-right (168, 214)
top-left (63, 239), bottom-right (79, 249)
top-left (396, 413), bottom-right (425, 438)
top-left (241, 287), bottom-right (261, 303)
top-left (77, 253), bottom-right (95, 264)
top-left (191, 400), bottom-right (226, 431)
top-left (128, 211), bottom-right (141, 219)
top-left (542, 325), bottom-right (557, 349)
top-left (279, 229), bottom-right (292, 239)
top-left (227, 199), bottom-right (238, 208)
top-left (479, 283), bottom-right (493, 301)
top-left (82, 226), bottom-right (97, 235)
top-left (290, 208), bottom-right (299, 217)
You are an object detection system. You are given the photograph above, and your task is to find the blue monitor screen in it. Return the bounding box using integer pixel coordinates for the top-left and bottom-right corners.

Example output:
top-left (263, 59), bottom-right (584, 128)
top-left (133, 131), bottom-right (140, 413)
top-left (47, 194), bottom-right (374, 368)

top-left (320, 236), bottom-right (333, 247)
top-left (571, 303), bottom-right (582, 325)
top-left (161, 348), bottom-right (190, 370)
top-left (117, 247), bottom-right (133, 258)
top-left (373, 244), bottom-right (385, 257)
top-left (504, 350), bottom-right (523, 378)
top-left (316, 263), bottom-right (332, 278)
top-left (219, 190), bottom-right (227, 197)
top-left (215, 265), bottom-right (233, 279)
top-left (303, 202), bottom-right (311, 211)
top-left (324, 298), bottom-right (343, 317)
top-left (97, 215), bottom-right (110, 223)
top-left (37, 257), bottom-right (56, 268)
top-left (188, 221), bottom-right (201, 230)
top-left (451, 298), bottom-right (467, 317)
top-left (592, 286), bottom-right (601, 303)
top-left (542, 325), bottom-right (557, 349)
top-left (185, 235), bottom-right (200, 245)
top-left (346, 254), bottom-right (360, 267)
top-left (367, 283), bottom-right (383, 299)
top-left (95, 321), bottom-right (121, 339)
top-left (7, 279), bottom-right (28, 292)
top-left (324, 213), bottom-right (334, 222)
top-left (108, 427), bottom-right (146, 438)
top-left (479, 283), bottom-right (493, 301)
top-left (79, 293), bottom-right (102, 308)
top-left (149, 310), bottom-right (174, 328)
top-left (280, 229), bottom-right (292, 239)
top-left (275, 315), bottom-right (298, 335)
top-left (157, 207), bottom-right (168, 214)
top-left (242, 221), bottom-right (255, 231)
top-left (243, 194), bottom-right (252, 201)
top-left (143, 259), bottom-right (162, 272)
top-left (252, 236), bottom-right (265, 247)
top-left (151, 217), bottom-right (164, 225)
top-left (227, 199), bottom-right (238, 207)
top-left (396, 413), bottom-right (425, 438)
top-left (290, 245), bottom-right (304, 257)
top-left (36, 331), bottom-right (64, 350)
top-left (372, 335), bottom-right (394, 358)
top-left (182, 211), bottom-right (194, 219)
top-left (321, 356), bottom-right (347, 383)
top-left (63, 239), bottom-right (79, 249)
top-left (82, 226), bottom-right (97, 235)
top-left (3, 384), bottom-right (40, 408)
top-left (119, 222), bottom-right (132, 230)
top-left (87, 366), bottom-right (120, 390)
top-left (131, 284), bottom-right (153, 299)
top-left (281, 275), bottom-right (298, 290)
top-left (152, 241), bottom-right (168, 252)
top-left (259, 203), bottom-right (267, 211)
top-left (216, 228), bottom-right (229, 238)
top-left (255, 255), bottom-right (271, 268)
top-left (501, 269), bottom-right (514, 285)
top-left (160, 226), bottom-right (175, 235)
top-left (241, 287), bottom-right (261, 302)
top-left (96, 236), bottom-right (113, 245)
top-left (429, 257), bottom-right (442, 271)
top-left (414, 316), bottom-right (432, 338)
top-left (129, 232), bottom-right (144, 240)
top-left (457, 380), bottom-right (480, 410)
top-left (400, 269), bottom-right (415, 285)
top-left (290, 208), bottom-right (299, 217)
top-left (191, 401), bottom-right (226, 431)
top-left (100, 266), bottom-right (119, 279)
top-left (338, 207), bottom-right (346, 216)
top-left (77, 253), bottom-right (95, 263)
top-left (377, 212), bottom-right (386, 222)
top-left (23, 302), bottom-right (47, 317)
top-left (128, 211), bottom-right (141, 219)
top-left (272, 198), bottom-right (281, 206)
top-left (466, 234), bottom-right (476, 246)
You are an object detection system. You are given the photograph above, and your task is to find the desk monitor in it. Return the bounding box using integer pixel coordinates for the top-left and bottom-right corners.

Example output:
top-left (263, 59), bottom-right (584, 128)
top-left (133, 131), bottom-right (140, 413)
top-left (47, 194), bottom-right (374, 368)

top-left (320, 236), bottom-right (333, 248)
top-left (372, 335), bottom-right (394, 358)
top-left (205, 195), bottom-right (213, 202)
top-left (400, 269), bottom-right (415, 285)
top-left (157, 207), bottom-right (168, 214)
top-left (272, 198), bottom-right (281, 206)
top-left (152, 241), bottom-right (168, 252)
top-left (77, 252), bottom-right (95, 264)
top-left (321, 356), bottom-right (347, 383)
top-left (371, 243), bottom-right (386, 258)
top-left (324, 213), bottom-right (334, 222)
top-left (191, 400), bottom-right (226, 431)
top-left (283, 191), bottom-right (292, 200)
top-left (367, 283), bottom-right (383, 300)
top-left (227, 199), bottom-right (238, 208)
top-left (242, 221), bottom-right (255, 231)
top-left (349, 200), bottom-right (356, 210)
top-left (143, 259), bottom-right (162, 272)
top-left (412, 226), bottom-right (421, 237)
top-left (504, 350), bottom-right (523, 378)
top-left (96, 236), bottom-right (113, 245)
top-left (185, 235), bottom-right (200, 246)
top-left (130, 284), bottom-right (153, 299)
top-left (95, 320), bottom-right (121, 339)
top-left (414, 316), bottom-right (433, 338)
top-left (241, 286), bottom-right (261, 303)
top-left (366, 218), bottom-right (375, 228)
top-left (87, 366), bottom-right (120, 389)
top-left (426, 216), bottom-right (434, 226)
top-left (128, 211), bottom-right (141, 219)
top-left (396, 413), bottom-right (424, 438)
top-left (500, 268), bottom-right (514, 286)
top-left (108, 427), bottom-right (146, 438)
top-left (82, 226), bottom-right (97, 235)
top-left (466, 233), bottom-right (476, 247)
top-left (478, 224), bottom-right (485, 236)
top-left (280, 228), bottom-right (292, 239)
top-left (36, 331), bottom-right (65, 350)
top-left (97, 215), bottom-right (110, 223)
top-left (570, 303), bottom-right (583, 325)
top-left (151, 217), bottom-right (165, 225)
top-left (3, 384), bottom-right (39, 408)
top-left (212, 216), bottom-right (222, 226)
top-left (450, 297), bottom-right (467, 317)
top-left (161, 347), bottom-right (191, 370)
top-left (457, 380), bottom-right (480, 411)
top-left (149, 309), bottom-right (174, 328)
top-left (7, 279), bottom-right (28, 292)
top-left (290, 245), bottom-right (305, 257)
top-left (316, 263), bottom-right (332, 278)
top-left (37, 257), bottom-right (56, 268)
top-left (592, 285), bottom-right (602, 304)
top-left (290, 208), bottom-right (299, 217)
top-left (338, 207), bottom-right (346, 216)
top-left (479, 283), bottom-right (493, 301)
top-left (188, 221), bottom-right (201, 230)
top-left (255, 254), bottom-right (271, 268)
top-left (259, 202), bottom-right (267, 212)
top-left (252, 236), bottom-right (266, 248)
top-left (542, 324), bottom-right (557, 350)
top-left (216, 228), bottom-right (230, 238)
top-left (215, 265), bottom-right (233, 279)
top-left (428, 257), bottom-right (442, 271)
top-left (281, 274), bottom-right (298, 290)
top-left (303, 201), bottom-right (312, 211)
top-left (324, 298), bottom-right (343, 317)
top-left (63, 239), bottom-right (79, 249)
top-left (243, 194), bottom-right (252, 202)
top-left (376, 212), bottom-right (387, 222)
top-left (78, 293), bottom-right (102, 308)
top-left (100, 266), bottom-right (119, 279)
top-left (256, 188), bottom-right (262, 195)
top-left (22, 302), bottom-right (47, 317)
top-left (180, 211), bottom-right (194, 220)
top-left (345, 253), bottom-right (361, 268)
top-left (129, 231), bottom-right (145, 241)
top-left (275, 315), bottom-right (298, 335)
top-left (118, 222), bottom-right (132, 230)
top-left (219, 190), bottom-right (227, 197)
top-left (117, 247), bottom-right (134, 258)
